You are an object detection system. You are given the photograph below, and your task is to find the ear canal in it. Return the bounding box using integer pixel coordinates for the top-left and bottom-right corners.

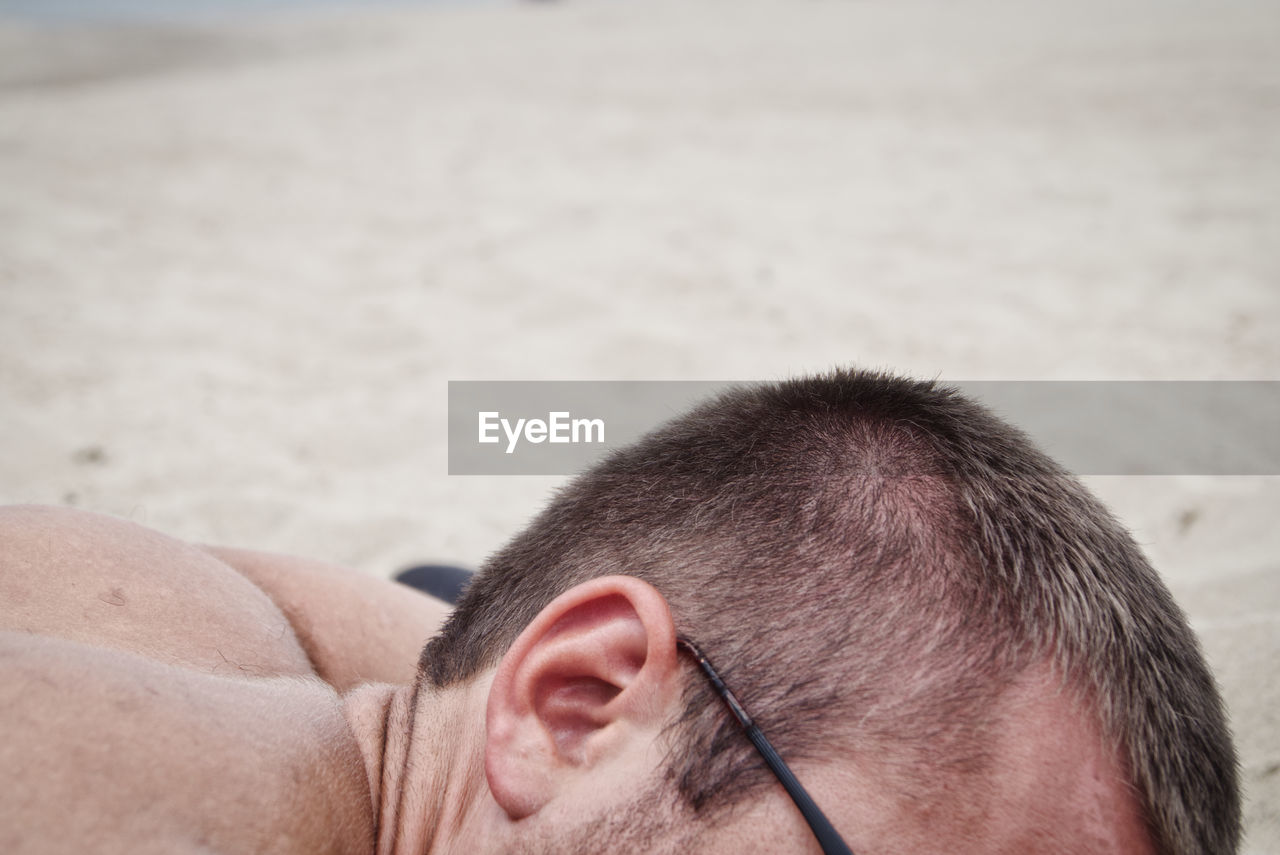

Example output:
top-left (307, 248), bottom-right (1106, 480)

top-left (523, 594), bottom-right (649, 762)
top-left (537, 674), bottom-right (624, 762)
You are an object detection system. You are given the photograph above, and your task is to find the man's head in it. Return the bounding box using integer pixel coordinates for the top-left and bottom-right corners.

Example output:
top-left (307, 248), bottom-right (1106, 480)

top-left (420, 370), bottom-right (1239, 854)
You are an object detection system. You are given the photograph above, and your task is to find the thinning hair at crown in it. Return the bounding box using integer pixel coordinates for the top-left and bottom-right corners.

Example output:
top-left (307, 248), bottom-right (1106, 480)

top-left (420, 369), bottom-right (1239, 855)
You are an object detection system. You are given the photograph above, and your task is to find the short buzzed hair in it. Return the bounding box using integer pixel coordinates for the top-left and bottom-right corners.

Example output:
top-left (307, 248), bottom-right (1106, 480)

top-left (422, 369), bottom-right (1239, 855)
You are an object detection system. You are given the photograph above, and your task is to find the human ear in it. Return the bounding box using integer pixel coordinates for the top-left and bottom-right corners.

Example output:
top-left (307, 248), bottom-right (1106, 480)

top-left (483, 575), bottom-right (681, 819)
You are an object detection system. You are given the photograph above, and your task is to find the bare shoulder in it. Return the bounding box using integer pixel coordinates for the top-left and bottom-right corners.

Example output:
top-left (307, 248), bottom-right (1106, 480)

top-left (206, 545), bottom-right (453, 689)
top-left (0, 505), bottom-right (433, 853)
top-left (0, 504), bottom-right (312, 677)
top-left (0, 505), bottom-right (453, 689)
top-left (0, 629), bottom-right (374, 855)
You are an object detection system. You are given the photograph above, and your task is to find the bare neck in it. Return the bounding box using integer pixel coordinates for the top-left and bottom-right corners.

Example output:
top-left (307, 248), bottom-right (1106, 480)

top-left (343, 678), bottom-right (495, 855)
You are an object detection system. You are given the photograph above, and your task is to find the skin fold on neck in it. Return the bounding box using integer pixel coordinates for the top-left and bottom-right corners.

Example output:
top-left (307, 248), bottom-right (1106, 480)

top-left (342, 678), bottom-right (497, 855)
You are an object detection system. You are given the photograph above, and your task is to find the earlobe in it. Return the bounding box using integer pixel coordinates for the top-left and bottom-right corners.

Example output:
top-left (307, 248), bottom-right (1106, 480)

top-left (483, 576), bottom-right (681, 819)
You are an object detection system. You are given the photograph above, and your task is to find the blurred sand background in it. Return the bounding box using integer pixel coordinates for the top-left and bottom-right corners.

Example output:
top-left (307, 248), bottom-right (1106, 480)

top-left (0, 0), bottom-right (1276, 847)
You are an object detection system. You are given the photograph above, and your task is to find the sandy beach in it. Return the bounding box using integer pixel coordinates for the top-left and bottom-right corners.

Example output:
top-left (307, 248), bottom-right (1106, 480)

top-left (1, 0), bottom-right (1276, 847)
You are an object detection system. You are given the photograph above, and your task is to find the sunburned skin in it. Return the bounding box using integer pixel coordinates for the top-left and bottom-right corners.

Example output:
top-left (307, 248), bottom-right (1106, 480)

top-left (0, 504), bottom-right (1157, 855)
top-left (818, 664), bottom-right (1157, 855)
top-left (982, 667), bottom-right (1156, 855)
top-left (0, 504), bottom-right (448, 855)
top-left (1, 632), bottom-right (374, 854)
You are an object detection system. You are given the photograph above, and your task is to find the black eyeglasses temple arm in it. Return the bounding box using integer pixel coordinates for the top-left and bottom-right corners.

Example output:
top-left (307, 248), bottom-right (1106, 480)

top-left (742, 724), bottom-right (853, 855)
top-left (675, 638), bottom-right (854, 855)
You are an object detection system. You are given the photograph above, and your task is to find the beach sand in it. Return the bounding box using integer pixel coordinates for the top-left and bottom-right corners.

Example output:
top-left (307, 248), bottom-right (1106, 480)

top-left (1, 0), bottom-right (1277, 847)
